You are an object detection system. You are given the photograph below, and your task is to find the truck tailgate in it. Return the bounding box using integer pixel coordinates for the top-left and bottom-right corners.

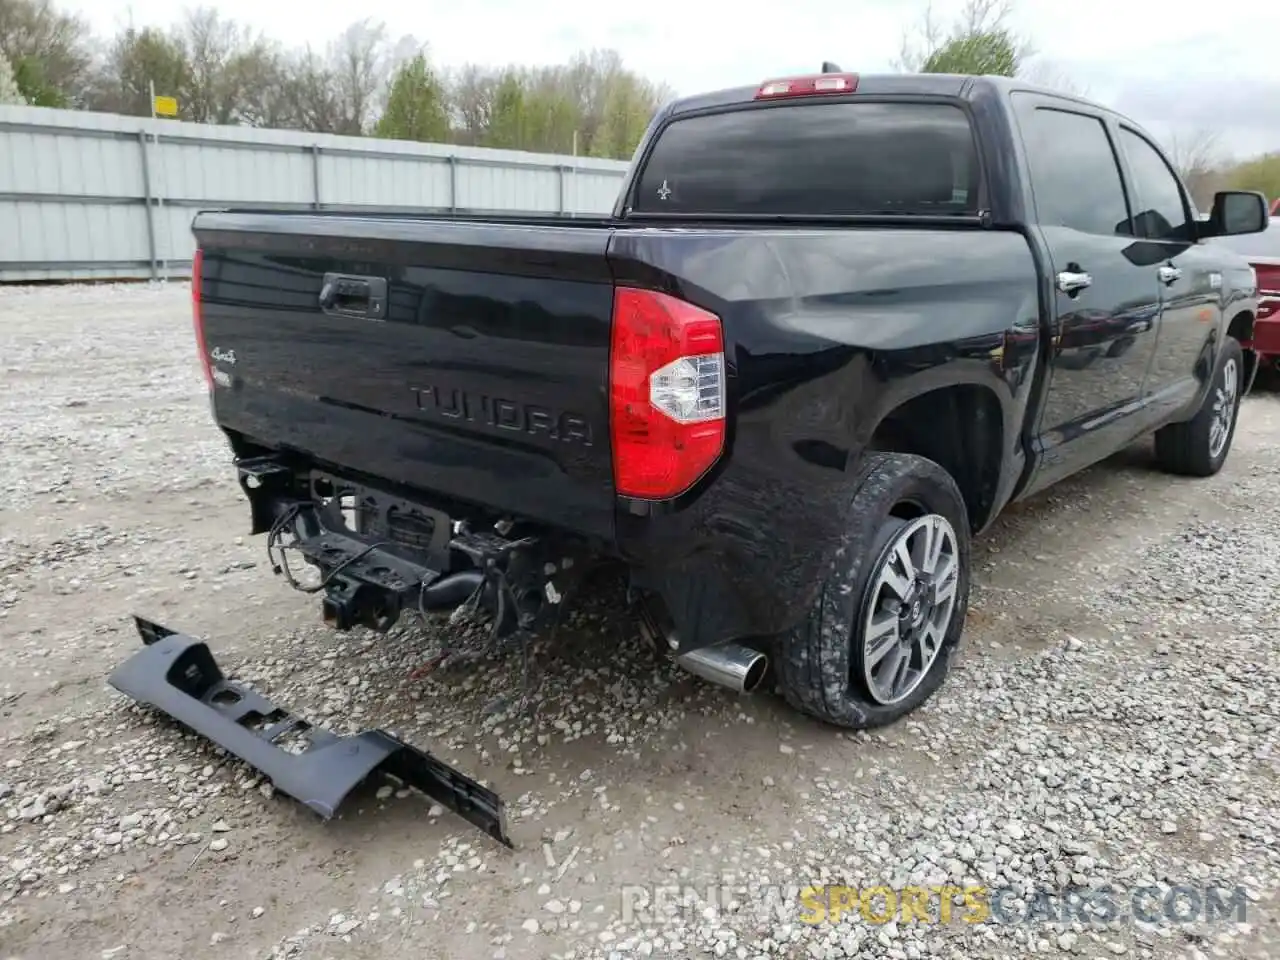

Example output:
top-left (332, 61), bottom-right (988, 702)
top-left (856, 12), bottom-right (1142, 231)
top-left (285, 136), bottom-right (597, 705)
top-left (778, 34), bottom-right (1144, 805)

top-left (193, 213), bottom-right (616, 540)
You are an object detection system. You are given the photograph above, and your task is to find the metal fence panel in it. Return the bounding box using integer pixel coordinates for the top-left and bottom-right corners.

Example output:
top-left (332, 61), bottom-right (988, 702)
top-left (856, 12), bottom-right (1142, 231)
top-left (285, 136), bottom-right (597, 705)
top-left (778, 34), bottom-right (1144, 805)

top-left (0, 105), bottom-right (631, 283)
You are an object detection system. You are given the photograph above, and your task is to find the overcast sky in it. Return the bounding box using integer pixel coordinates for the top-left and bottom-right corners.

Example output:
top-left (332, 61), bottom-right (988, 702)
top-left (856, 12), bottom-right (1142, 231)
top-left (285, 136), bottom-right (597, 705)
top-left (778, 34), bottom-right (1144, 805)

top-left (62, 0), bottom-right (1280, 160)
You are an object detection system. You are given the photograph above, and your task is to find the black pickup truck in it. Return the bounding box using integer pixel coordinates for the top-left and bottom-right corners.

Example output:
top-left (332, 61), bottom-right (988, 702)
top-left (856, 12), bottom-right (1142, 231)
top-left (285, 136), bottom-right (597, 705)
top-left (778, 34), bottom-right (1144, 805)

top-left (182, 70), bottom-right (1267, 734)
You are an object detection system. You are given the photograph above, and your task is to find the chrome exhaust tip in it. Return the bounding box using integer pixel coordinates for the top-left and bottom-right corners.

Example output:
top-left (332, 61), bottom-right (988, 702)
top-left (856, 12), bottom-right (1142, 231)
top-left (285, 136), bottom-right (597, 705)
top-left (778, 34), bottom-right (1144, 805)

top-left (675, 643), bottom-right (769, 694)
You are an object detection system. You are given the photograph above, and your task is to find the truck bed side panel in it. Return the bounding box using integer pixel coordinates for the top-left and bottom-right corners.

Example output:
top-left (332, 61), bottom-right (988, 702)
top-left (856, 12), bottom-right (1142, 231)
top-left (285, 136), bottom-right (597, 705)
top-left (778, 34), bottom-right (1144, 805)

top-left (609, 227), bottom-right (1041, 646)
top-left (195, 214), bottom-right (617, 541)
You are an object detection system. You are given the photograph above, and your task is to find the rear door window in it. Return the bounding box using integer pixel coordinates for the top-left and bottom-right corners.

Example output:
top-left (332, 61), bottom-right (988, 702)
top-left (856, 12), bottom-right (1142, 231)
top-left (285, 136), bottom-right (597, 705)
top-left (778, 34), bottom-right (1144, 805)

top-left (1117, 128), bottom-right (1193, 242)
top-left (631, 101), bottom-right (980, 216)
top-left (1015, 102), bottom-right (1133, 237)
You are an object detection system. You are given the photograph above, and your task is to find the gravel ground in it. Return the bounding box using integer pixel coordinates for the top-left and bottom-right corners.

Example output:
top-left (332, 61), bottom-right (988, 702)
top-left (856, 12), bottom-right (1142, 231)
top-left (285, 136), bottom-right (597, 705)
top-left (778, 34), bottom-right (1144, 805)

top-left (1, 282), bottom-right (1277, 960)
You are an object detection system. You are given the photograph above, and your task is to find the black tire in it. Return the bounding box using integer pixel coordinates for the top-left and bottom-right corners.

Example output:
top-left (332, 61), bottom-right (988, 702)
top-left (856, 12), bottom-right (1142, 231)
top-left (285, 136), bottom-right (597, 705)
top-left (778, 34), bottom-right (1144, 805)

top-left (774, 453), bottom-right (971, 730)
top-left (1153, 337), bottom-right (1244, 477)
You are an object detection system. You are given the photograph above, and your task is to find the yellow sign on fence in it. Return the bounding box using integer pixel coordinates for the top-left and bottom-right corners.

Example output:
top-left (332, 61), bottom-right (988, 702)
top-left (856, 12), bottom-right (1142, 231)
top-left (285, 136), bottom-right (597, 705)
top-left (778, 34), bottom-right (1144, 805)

top-left (153, 95), bottom-right (178, 118)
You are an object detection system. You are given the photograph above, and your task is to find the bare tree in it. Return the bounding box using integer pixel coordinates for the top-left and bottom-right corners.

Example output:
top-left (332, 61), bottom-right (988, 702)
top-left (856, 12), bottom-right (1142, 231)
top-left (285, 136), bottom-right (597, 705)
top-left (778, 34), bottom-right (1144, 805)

top-left (1167, 128), bottom-right (1224, 208)
top-left (1168, 129), bottom-right (1221, 179)
top-left (178, 8), bottom-right (246, 123)
top-left (0, 51), bottom-right (24, 104)
top-left (448, 64), bottom-right (499, 146)
top-left (894, 2), bottom-right (945, 72)
top-left (171, 9), bottom-right (283, 126)
top-left (1020, 57), bottom-right (1089, 96)
top-left (326, 19), bottom-right (392, 135)
top-left (225, 40), bottom-right (290, 127)
top-left (277, 47), bottom-right (343, 133)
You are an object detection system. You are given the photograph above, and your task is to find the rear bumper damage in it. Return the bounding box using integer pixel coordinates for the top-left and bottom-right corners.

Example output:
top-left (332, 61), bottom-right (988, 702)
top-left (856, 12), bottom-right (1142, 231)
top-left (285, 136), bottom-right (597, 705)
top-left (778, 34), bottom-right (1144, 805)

top-left (236, 454), bottom-right (579, 638)
top-left (109, 617), bottom-right (512, 847)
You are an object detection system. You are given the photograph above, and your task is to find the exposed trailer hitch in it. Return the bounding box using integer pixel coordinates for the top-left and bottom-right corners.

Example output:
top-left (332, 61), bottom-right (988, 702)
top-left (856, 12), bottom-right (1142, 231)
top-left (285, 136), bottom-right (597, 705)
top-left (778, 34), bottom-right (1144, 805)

top-left (109, 616), bottom-right (512, 847)
top-left (240, 458), bottom-right (573, 642)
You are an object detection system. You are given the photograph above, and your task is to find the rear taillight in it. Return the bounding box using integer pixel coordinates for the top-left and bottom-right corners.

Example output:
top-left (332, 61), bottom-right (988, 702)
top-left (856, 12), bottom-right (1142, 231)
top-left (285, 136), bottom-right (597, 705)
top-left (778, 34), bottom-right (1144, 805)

top-left (1256, 263), bottom-right (1280, 320)
top-left (192, 247), bottom-right (212, 388)
top-left (755, 73), bottom-right (859, 100)
top-left (609, 287), bottom-right (726, 500)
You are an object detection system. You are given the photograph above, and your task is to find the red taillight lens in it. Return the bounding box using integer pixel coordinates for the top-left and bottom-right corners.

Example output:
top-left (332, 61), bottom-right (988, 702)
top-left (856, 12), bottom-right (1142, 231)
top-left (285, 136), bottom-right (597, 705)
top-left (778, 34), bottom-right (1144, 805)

top-left (191, 247), bottom-right (213, 388)
top-left (755, 73), bottom-right (859, 100)
top-left (609, 287), bottom-right (726, 500)
top-left (1256, 263), bottom-right (1280, 320)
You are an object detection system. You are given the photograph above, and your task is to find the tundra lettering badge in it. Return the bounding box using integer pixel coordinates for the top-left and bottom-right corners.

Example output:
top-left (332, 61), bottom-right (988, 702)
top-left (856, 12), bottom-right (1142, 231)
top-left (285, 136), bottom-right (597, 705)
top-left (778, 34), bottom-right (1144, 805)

top-left (410, 384), bottom-right (593, 445)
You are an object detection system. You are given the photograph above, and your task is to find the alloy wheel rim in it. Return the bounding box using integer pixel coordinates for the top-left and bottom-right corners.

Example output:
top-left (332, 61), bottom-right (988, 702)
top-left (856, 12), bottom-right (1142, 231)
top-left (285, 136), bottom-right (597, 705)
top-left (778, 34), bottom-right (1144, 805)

top-left (861, 514), bottom-right (960, 706)
top-left (1208, 357), bottom-right (1238, 461)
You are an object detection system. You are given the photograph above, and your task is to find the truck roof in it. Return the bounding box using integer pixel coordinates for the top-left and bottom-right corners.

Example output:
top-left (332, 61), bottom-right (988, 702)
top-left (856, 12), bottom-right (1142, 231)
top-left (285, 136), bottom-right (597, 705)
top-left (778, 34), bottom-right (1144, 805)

top-left (665, 72), bottom-right (1133, 127)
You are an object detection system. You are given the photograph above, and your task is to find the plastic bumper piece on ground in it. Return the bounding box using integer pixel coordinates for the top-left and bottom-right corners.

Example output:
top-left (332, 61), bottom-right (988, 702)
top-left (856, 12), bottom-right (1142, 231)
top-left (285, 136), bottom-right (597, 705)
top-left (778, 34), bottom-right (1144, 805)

top-left (109, 616), bottom-right (512, 848)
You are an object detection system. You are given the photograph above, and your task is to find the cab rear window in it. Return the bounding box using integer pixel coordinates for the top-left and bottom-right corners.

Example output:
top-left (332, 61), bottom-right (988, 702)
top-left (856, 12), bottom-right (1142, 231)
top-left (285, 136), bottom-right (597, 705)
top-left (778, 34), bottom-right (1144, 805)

top-left (631, 100), bottom-right (980, 217)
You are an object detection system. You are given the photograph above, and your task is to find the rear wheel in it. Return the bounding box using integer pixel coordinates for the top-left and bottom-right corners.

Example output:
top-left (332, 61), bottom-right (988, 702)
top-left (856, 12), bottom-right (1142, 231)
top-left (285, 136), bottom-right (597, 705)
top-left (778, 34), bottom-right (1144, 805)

top-left (1153, 337), bottom-right (1243, 477)
top-left (774, 453), bottom-right (971, 730)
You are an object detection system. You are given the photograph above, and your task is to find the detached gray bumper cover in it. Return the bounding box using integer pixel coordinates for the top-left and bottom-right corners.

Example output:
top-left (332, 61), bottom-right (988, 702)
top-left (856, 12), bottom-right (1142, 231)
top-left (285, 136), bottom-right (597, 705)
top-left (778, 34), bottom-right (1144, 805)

top-left (109, 616), bottom-right (511, 848)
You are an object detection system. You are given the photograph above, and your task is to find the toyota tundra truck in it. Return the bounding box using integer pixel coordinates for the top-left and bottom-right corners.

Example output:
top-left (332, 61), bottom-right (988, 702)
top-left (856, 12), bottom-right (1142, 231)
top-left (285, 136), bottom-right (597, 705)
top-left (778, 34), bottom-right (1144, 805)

top-left (113, 72), bottom-right (1267, 824)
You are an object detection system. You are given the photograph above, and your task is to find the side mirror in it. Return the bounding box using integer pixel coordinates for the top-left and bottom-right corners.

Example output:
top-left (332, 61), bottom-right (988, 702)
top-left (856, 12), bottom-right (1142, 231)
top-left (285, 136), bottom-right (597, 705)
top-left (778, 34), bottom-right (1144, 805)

top-left (1202, 190), bottom-right (1269, 238)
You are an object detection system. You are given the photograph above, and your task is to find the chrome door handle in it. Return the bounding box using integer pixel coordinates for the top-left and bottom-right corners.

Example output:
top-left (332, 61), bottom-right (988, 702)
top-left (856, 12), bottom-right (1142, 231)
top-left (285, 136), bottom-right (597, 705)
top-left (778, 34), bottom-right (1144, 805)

top-left (1056, 270), bottom-right (1093, 294)
top-left (1158, 265), bottom-right (1182, 285)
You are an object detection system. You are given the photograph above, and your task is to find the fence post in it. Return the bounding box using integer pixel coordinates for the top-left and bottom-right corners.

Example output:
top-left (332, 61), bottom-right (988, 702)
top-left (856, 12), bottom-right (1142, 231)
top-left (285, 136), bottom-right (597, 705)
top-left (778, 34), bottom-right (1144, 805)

top-left (557, 166), bottom-right (567, 217)
top-left (137, 130), bottom-right (158, 282)
top-left (310, 145), bottom-right (322, 209)
top-left (448, 155), bottom-right (458, 214)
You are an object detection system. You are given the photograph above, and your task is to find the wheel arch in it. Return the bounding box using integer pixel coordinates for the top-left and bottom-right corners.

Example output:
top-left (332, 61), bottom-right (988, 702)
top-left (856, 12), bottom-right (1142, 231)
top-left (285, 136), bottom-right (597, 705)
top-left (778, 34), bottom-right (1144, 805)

top-left (1226, 309), bottom-right (1258, 393)
top-left (864, 380), bottom-right (1007, 533)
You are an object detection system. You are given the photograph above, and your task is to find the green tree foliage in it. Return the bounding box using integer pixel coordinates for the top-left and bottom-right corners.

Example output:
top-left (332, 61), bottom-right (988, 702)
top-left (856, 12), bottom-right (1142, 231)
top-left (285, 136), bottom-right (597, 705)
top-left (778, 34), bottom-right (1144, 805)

top-left (12, 54), bottom-right (63, 105)
top-left (375, 52), bottom-right (449, 142)
top-left (897, 0), bottom-right (1030, 78)
top-left (1226, 154), bottom-right (1280, 206)
top-left (467, 54), bottom-right (668, 157)
top-left (521, 75), bottom-right (578, 154)
top-left (486, 70), bottom-right (526, 149)
top-left (0, 0), bottom-right (92, 106)
top-left (590, 72), bottom-right (658, 160)
top-left (922, 30), bottom-right (1019, 76)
